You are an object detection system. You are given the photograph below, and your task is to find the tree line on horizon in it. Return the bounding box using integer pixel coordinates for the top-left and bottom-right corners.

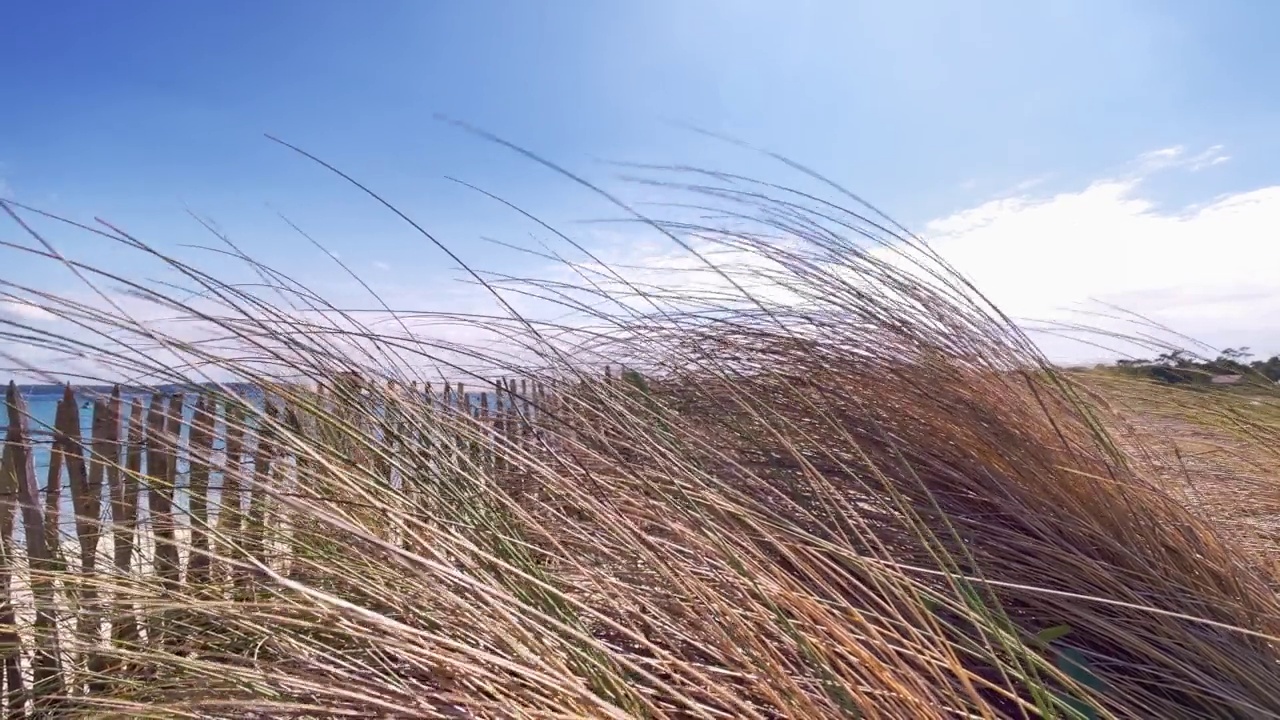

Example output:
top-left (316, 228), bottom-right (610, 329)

top-left (1113, 346), bottom-right (1280, 384)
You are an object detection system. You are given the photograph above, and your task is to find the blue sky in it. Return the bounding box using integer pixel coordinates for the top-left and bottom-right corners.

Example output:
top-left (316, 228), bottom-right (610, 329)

top-left (5, 0), bottom-right (1280, 371)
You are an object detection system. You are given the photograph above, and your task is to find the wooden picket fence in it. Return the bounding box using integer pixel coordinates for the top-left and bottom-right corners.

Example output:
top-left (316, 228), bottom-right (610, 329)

top-left (0, 372), bottom-right (562, 716)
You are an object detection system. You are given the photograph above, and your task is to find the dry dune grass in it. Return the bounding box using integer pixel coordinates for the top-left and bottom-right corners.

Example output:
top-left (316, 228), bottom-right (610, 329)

top-left (0, 150), bottom-right (1278, 718)
top-left (1075, 372), bottom-right (1280, 569)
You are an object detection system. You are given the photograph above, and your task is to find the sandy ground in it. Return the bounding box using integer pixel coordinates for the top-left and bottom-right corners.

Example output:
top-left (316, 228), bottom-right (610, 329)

top-left (1081, 376), bottom-right (1280, 573)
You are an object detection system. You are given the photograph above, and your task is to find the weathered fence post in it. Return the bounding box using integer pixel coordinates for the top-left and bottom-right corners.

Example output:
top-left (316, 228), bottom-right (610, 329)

top-left (59, 388), bottom-right (109, 692)
top-left (283, 403), bottom-right (313, 580)
top-left (187, 395), bottom-right (214, 590)
top-left (108, 398), bottom-right (145, 672)
top-left (84, 394), bottom-right (118, 692)
top-left (520, 379), bottom-right (531, 439)
top-left (164, 392), bottom-right (185, 584)
top-left (43, 398), bottom-right (66, 576)
top-left (0, 403), bottom-right (26, 716)
top-left (217, 399), bottom-right (246, 589)
top-left (245, 401), bottom-right (276, 589)
top-left (5, 382), bottom-right (63, 710)
top-left (479, 392), bottom-right (492, 467)
top-left (144, 395), bottom-right (179, 645)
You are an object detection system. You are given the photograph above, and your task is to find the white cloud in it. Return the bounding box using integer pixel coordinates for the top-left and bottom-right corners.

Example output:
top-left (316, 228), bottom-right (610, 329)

top-left (1137, 146), bottom-right (1184, 165)
top-left (1188, 145), bottom-right (1231, 171)
top-left (877, 148), bottom-right (1280, 362)
top-left (372, 260), bottom-right (391, 271)
top-left (595, 145), bottom-right (1278, 364)
top-left (0, 278), bottom-right (544, 385)
top-left (0, 300), bottom-right (56, 322)
top-left (1132, 144), bottom-right (1230, 175)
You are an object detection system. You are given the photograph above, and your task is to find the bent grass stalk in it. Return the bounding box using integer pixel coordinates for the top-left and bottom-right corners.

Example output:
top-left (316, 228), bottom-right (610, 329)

top-left (0, 155), bottom-right (1278, 718)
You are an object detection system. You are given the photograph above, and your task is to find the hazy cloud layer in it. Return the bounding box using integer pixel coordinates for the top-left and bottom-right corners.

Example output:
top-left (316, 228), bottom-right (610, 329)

top-left (5, 145), bottom-right (1277, 380)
